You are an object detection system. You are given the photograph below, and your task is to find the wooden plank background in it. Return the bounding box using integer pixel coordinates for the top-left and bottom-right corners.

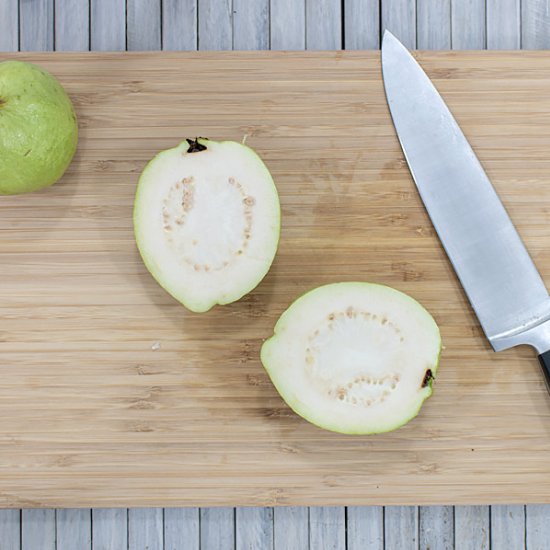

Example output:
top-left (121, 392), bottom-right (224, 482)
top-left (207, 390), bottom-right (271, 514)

top-left (0, 0), bottom-right (550, 548)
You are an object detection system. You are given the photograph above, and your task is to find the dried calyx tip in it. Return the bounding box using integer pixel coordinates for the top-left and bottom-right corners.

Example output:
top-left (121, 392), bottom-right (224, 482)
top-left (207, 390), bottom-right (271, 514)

top-left (422, 369), bottom-right (434, 388)
top-left (186, 137), bottom-right (208, 153)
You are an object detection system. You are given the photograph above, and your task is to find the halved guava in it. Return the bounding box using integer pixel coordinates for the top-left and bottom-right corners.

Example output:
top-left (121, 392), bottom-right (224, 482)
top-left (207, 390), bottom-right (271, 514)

top-left (134, 138), bottom-right (280, 313)
top-left (261, 282), bottom-right (441, 434)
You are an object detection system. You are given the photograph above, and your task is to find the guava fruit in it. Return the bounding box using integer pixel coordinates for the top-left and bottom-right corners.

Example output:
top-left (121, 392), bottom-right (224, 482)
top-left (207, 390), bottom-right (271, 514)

top-left (261, 282), bottom-right (441, 435)
top-left (0, 61), bottom-right (78, 195)
top-left (134, 138), bottom-right (280, 313)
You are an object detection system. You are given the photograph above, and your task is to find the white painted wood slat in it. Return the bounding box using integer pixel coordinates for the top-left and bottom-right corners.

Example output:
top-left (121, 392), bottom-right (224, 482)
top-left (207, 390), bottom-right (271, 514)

top-left (347, 506), bottom-right (384, 550)
top-left (526, 504), bottom-right (550, 550)
top-left (417, 0), bottom-right (451, 49)
top-left (0, 0), bottom-right (18, 51)
top-left (419, 506), bottom-right (454, 550)
top-left (451, 0), bottom-right (486, 49)
top-left (273, 507), bottom-right (309, 550)
top-left (92, 508), bottom-right (128, 550)
top-left (0, 510), bottom-right (21, 550)
top-left (19, 0), bottom-right (53, 51)
top-left (90, 0), bottom-right (126, 51)
top-left (128, 508), bottom-right (164, 550)
top-left (200, 508), bottom-right (235, 550)
top-left (55, 0), bottom-right (90, 51)
top-left (57, 509), bottom-right (92, 550)
top-left (344, 0), bottom-right (379, 50)
top-left (198, 0), bottom-right (233, 50)
top-left (233, 0), bottom-right (269, 50)
top-left (164, 508), bottom-right (200, 550)
top-left (309, 507), bottom-right (345, 550)
top-left (522, 0), bottom-right (550, 48)
top-left (236, 507), bottom-right (273, 550)
top-left (491, 505), bottom-right (525, 550)
top-left (384, 506), bottom-right (418, 550)
top-left (306, 0), bottom-right (342, 50)
top-left (381, 0), bottom-right (416, 48)
top-left (487, 0), bottom-right (521, 49)
top-left (127, 0), bottom-right (162, 51)
top-left (21, 509), bottom-right (56, 550)
top-left (455, 506), bottom-right (490, 550)
top-left (162, 0), bottom-right (198, 51)
top-left (270, 0), bottom-right (305, 50)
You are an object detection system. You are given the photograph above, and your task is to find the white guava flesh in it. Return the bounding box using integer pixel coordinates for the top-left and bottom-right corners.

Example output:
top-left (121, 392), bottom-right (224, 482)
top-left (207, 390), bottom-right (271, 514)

top-left (134, 138), bottom-right (280, 313)
top-left (261, 282), bottom-right (441, 434)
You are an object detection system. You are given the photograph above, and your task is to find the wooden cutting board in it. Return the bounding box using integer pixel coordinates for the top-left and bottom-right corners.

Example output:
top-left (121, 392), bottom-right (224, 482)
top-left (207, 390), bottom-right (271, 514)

top-left (1, 50), bottom-right (550, 508)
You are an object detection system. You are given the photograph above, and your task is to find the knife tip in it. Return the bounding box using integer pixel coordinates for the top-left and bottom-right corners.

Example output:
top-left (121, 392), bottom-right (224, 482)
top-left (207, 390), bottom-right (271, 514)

top-left (382, 29), bottom-right (398, 49)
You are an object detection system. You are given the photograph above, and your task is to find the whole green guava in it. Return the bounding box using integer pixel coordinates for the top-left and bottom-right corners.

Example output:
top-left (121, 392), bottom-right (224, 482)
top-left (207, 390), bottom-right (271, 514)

top-left (0, 61), bottom-right (78, 195)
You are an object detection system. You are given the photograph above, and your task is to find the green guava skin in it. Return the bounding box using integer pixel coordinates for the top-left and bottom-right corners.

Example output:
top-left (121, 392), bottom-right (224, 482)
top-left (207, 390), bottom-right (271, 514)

top-left (0, 61), bottom-right (78, 195)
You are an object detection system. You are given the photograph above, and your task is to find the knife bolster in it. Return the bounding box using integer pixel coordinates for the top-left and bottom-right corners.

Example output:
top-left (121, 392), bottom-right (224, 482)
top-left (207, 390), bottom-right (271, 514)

top-left (537, 351), bottom-right (550, 393)
top-left (491, 315), bottom-right (550, 354)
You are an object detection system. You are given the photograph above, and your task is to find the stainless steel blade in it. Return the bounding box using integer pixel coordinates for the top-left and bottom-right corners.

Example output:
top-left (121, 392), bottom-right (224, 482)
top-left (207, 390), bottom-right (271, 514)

top-left (381, 31), bottom-right (550, 353)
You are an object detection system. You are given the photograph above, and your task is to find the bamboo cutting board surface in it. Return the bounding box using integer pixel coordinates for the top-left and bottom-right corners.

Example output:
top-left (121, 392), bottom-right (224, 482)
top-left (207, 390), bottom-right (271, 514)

top-left (1, 50), bottom-right (550, 508)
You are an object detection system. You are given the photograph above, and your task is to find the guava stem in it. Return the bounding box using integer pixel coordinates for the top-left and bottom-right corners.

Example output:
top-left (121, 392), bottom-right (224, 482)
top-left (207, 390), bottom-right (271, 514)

top-left (186, 138), bottom-right (207, 153)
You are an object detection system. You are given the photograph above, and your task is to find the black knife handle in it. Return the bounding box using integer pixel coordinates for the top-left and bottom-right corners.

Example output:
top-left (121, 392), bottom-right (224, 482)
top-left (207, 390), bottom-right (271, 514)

top-left (537, 350), bottom-right (550, 392)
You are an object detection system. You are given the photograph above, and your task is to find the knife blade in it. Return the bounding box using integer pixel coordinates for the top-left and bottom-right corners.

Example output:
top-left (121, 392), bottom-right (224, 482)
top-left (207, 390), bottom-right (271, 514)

top-left (381, 30), bottom-right (550, 390)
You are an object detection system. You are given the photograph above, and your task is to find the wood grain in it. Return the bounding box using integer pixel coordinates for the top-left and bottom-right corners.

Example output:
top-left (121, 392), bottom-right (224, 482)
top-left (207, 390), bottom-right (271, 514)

top-left (270, 0), bottom-right (305, 51)
top-left (381, 0), bottom-right (416, 48)
top-left (90, 0), bottom-right (126, 51)
top-left (491, 505), bottom-right (525, 550)
top-left (309, 507), bottom-right (345, 550)
top-left (92, 508), bottom-right (128, 550)
top-left (526, 504), bottom-right (550, 549)
top-left (344, 0), bottom-right (379, 50)
top-left (420, 506), bottom-right (454, 550)
top-left (128, 508), bottom-right (164, 550)
top-left (236, 507), bottom-right (273, 550)
top-left (57, 509), bottom-right (92, 550)
top-left (127, 0), bottom-right (162, 51)
top-left (233, 0), bottom-right (269, 50)
top-left (162, 0), bottom-right (198, 51)
top-left (273, 507), bottom-right (309, 550)
top-left (347, 506), bottom-right (383, 550)
top-left (198, 0), bottom-right (233, 50)
top-left (452, 0), bottom-right (486, 48)
top-left (417, 0), bottom-right (451, 49)
top-left (19, 0), bottom-right (53, 51)
top-left (1, 51), bottom-right (550, 508)
top-left (200, 508), bottom-right (235, 550)
top-left (385, 506), bottom-right (418, 549)
top-left (0, 0), bottom-right (18, 52)
top-left (0, 509), bottom-right (21, 550)
top-left (522, 0), bottom-right (550, 49)
top-left (487, 0), bottom-right (521, 49)
top-left (305, 0), bottom-right (342, 50)
top-left (22, 509), bottom-right (56, 550)
top-left (55, 0), bottom-right (90, 52)
top-left (455, 506), bottom-right (490, 550)
top-left (164, 508), bottom-right (200, 550)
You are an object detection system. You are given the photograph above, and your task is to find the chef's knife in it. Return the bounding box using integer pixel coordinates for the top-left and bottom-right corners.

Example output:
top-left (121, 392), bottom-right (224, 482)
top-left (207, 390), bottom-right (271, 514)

top-left (381, 30), bottom-right (550, 392)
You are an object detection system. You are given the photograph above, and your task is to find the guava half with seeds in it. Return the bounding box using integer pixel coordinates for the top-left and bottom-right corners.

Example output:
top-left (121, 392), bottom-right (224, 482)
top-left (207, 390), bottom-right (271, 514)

top-left (0, 61), bottom-right (78, 195)
top-left (134, 138), bottom-right (280, 313)
top-left (261, 282), bottom-right (441, 435)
